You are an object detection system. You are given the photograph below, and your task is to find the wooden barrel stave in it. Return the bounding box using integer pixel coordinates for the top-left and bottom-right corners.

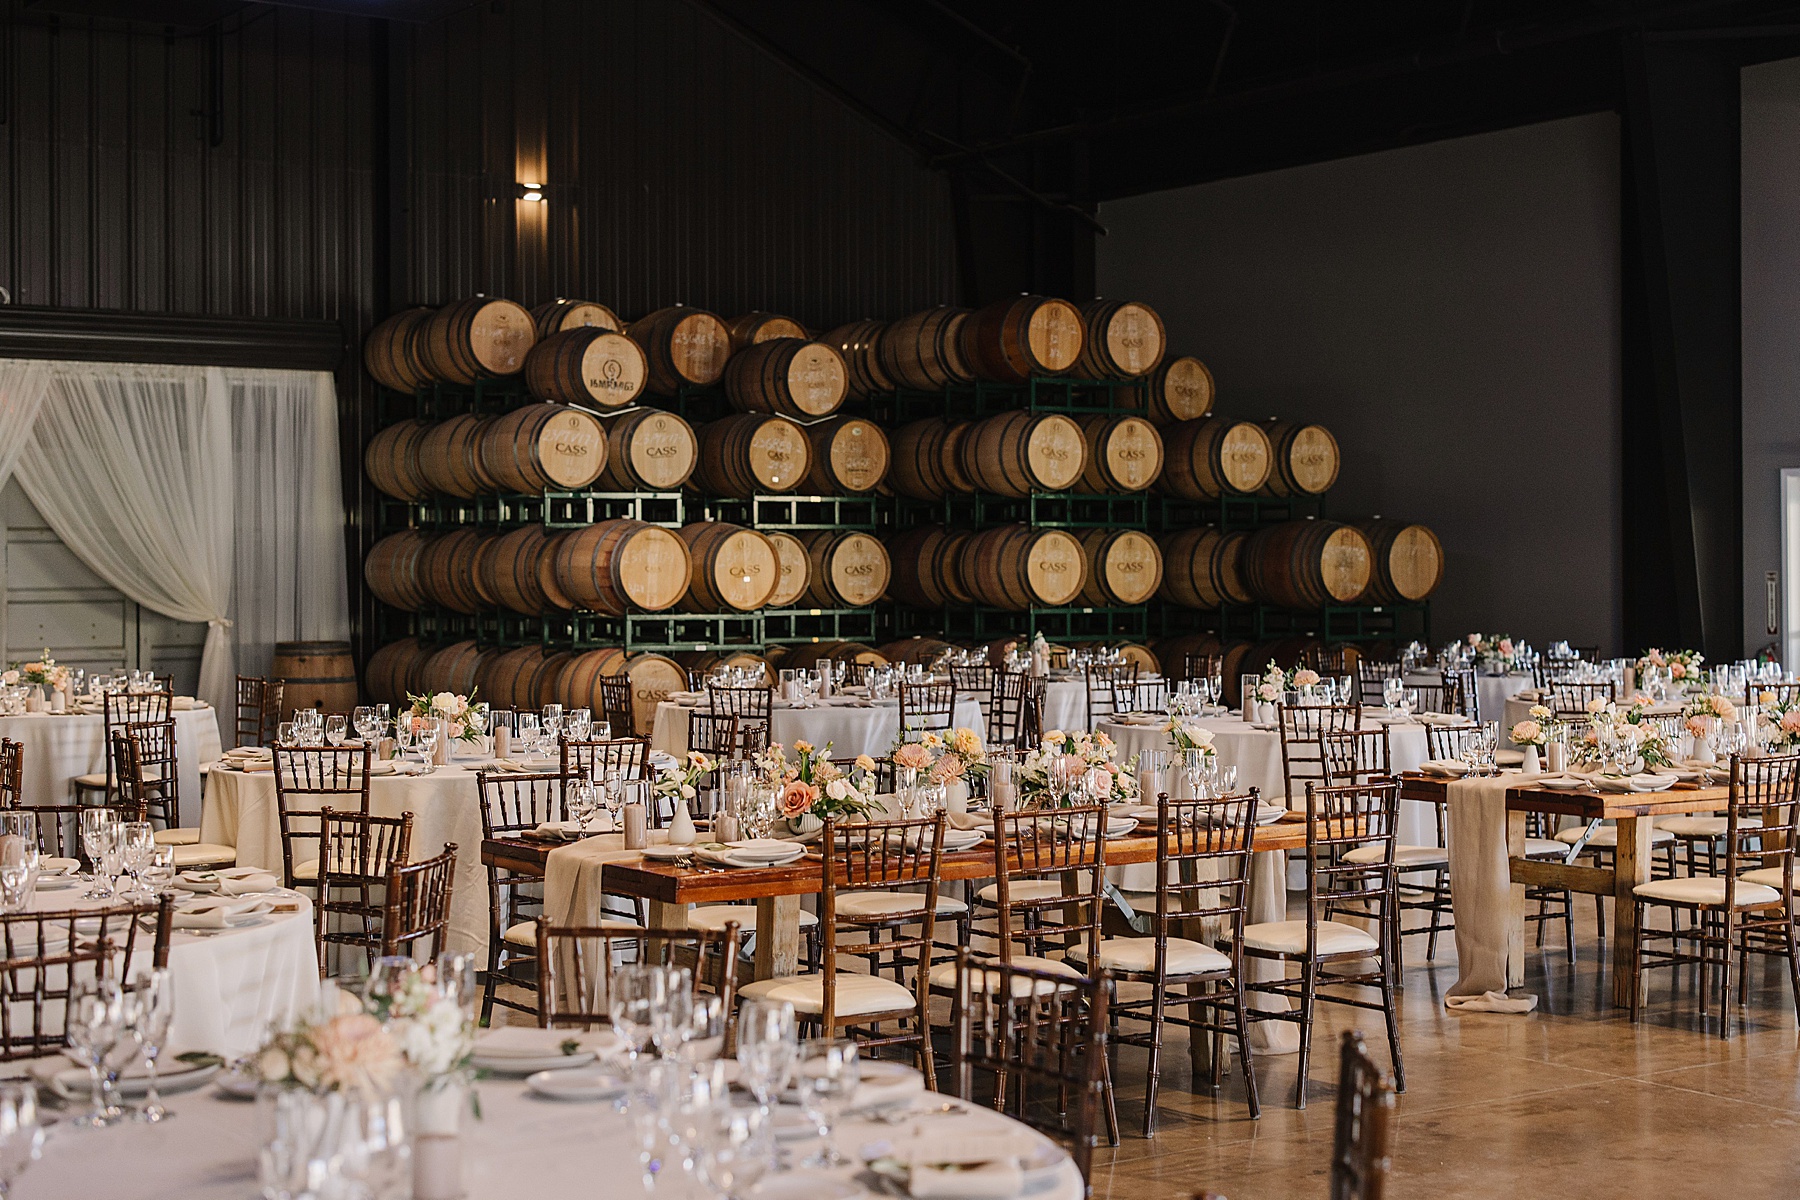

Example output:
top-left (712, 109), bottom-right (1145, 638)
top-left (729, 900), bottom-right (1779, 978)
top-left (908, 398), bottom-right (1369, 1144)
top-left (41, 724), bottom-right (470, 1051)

top-left (802, 416), bottom-right (889, 494)
top-left (480, 526), bottom-right (554, 615)
top-left (672, 649), bottom-right (773, 687)
top-left (1260, 419), bottom-right (1341, 498)
top-left (556, 649), bottom-right (686, 737)
top-left (957, 525), bottom-right (1087, 610)
top-left (960, 295), bottom-right (1085, 382)
top-left (822, 321), bottom-right (893, 399)
top-left (723, 338), bottom-right (848, 419)
top-left (1121, 356), bottom-right (1216, 424)
top-left (523, 328), bottom-right (648, 409)
top-left (478, 402), bottom-right (609, 493)
top-left (1240, 521), bottom-right (1373, 609)
top-left (779, 641), bottom-right (888, 672)
top-left (1075, 414), bottom-right (1164, 493)
top-left (531, 299), bottom-right (621, 339)
top-left (594, 408), bottom-right (698, 492)
top-left (691, 414), bottom-right (811, 497)
top-left (763, 531), bottom-right (811, 609)
top-left (553, 519), bottom-right (692, 616)
top-left (364, 531), bottom-right (434, 612)
top-left (877, 308), bottom-right (972, 391)
top-left (417, 296), bottom-right (536, 384)
top-left (626, 306), bottom-right (732, 395)
top-left (364, 308), bottom-right (435, 392)
top-left (678, 522), bottom-right (780, 612)
top-left (1075, 528), bottom-right (1163, 607)
top-left (962, 411), bottom-right (1086, 497)
top-left (798, 530), bottom-right (891, 608)
top-left (1351, 518), bottom-right (1444, 603)
top-left (884, 526), bottom-right (970, 608)
top-left (1073, 299), bottom-right (1166, 379)
top-left (1158, 527), bottom-right (1253, 608)
top-left (418, 528), bottom-right (489, 614)
top-left (364, 639), bottom-right (432, 707)
top-left (364, 420), bottom-right (434, 502)
top-left (725, 312), bottom-right (807, 350)
top-left (416, 413), bottom-right (498, 498)
top-left (1159, 417), bottom-right (1273, 500)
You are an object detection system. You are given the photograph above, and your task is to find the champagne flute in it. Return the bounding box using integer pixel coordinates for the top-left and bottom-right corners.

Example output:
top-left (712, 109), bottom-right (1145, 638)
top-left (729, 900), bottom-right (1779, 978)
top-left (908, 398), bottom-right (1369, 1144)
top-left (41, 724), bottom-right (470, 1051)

top-left (127, 968), bottom-right (175, 1122)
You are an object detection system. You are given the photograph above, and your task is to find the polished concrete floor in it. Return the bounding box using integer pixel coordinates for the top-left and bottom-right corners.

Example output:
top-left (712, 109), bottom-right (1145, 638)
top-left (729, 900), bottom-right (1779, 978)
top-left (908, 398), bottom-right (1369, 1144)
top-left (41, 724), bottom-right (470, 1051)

top-left (1092, 908), bottom-right (1800, 1200)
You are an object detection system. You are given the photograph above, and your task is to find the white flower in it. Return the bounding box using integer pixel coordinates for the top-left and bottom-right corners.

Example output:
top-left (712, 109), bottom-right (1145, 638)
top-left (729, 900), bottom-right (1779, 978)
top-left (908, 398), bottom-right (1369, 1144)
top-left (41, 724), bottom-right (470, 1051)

top-left (680, 784), bottom-right (696, 799)
top-left (825, 778), bottom-right (850, 801)
top-left (256, 1047), bottom-right (291, 1081)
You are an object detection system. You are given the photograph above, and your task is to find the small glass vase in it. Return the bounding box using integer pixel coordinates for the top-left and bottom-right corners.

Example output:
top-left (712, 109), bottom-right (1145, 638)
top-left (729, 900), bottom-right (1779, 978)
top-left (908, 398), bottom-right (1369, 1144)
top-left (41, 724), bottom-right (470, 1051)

top-left (23, 687), bottom-right (43, 714)
top-left (258, 1084), bottom-right (410, 1200)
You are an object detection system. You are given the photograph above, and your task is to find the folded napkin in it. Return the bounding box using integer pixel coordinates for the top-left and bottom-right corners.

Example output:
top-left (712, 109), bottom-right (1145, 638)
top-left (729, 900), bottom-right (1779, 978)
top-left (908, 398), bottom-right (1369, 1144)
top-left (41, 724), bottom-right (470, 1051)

top-left (178, 867), bottom-right (277, 896)
top-left (721, 838), bottom-right (806, 861)
top-left (172, 897), bottom-right (271, 929)
top-left (910, 1161), bottom-right (1025, 1199)
top-left (946, 810), bottom-right (989, 832)
top-left (172, 696), bottom-right (197, 711)
top-left (225, 747), bottom-right (272, 761)
top-left (1445, 990), bottom-right (1539, 1014)
top-left (533, 817), bottom-right (616, 839)
top-left (1420, 760), bottom-right (1471, 778)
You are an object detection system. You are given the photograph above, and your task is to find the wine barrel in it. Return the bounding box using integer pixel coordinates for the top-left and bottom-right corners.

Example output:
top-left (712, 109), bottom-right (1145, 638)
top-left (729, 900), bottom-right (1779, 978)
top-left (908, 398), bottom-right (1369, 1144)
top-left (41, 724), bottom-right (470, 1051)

top-left (1073, 300), bottom-right (1166, 379)
top-left (479, 645), bottom-right (572, 711)
top-left (1260, 419), bottom-right (1341, 498)
top-left (480, 525), bottom-right (556, 615)
top-left (876, 638), bottom-right (958, 667)
top-left (364, 308), bottom-right (435, 392)
top-left (1123, 356), bottom-right (1216, 424)
top-left (802, 416), bottom-right (889, 494)
top-left (878, 308), bottom-right (972, 391)
top-left (1160, 417), bottom-right (1272, 499)
top-left (723, 338), bottom-right (848, 419)
top-left (960, 295), bottom-right (1085, 382)
top-left (885, 525), bottom-right (973, 608)
top-left (416, 296), bottom-right (536, 384)
top-left (1241, 521), bottom-right (1373, 609)
top-left (822, 321), bottom-right (892, 399)
top-left (594, 408), bottom-right (698, 492)
top-left (415, 640), bottom-right (491, 699)
top-left (1351, 518), bottom-right (1445, 603)
top-left (764, 531), bottom-right (811, 609)
top-left (522, 328), bottom-right (648, 409)
top-left (888, 418), bottom-right (971, 500)
top-left (477, 403), bottom-right (608, 494)
top-left (626, 306), bottom-right (732, 395)
top-left (537, 532), bottom-right (579, 613)
top-left (1154, 633), bottom-right (1223, 682)
top-left (726, 312), bottom-right (807, 350)
top-left (960, 411), bottom-right (1086, 497)
top-left (762, 644), bottom-right (789, 669)
top-left (416, 413), bottom-right (497, 498)
top-left (418, 528), bottom-right (490, 614)
top-left (556, 649), bottom-right (687, 737)
top-left (1221, 637), bottom-right (1321, 707)
top-left (691, 414), bottom-right (811, 497)
top-left (531, 298), bottom-right (620, 339)
top-left (1069, 640), bottom-right (1161, 675)
top-left (363, 420), bottom-right (434, 502)
top-left (1159, 527), bottom-right (1253, 608)
top-left (798, 530), bottom-right (890, 608)
top-left (678, 522), bottom-right (780, 612)
top-left (273, 641), bottom-right (359, 713)
top-left (673, 650), bottom-right (774, 688)
top-left (364, 531), bottom-right (433, 611)
top-left (779, 641), bottom-right (888, 672)
top-left (1074, 528), bottom-right (1163, 607)
top-left (364, 639), bottom-right (432, 707)
top-left (1074, 414), bottom-right (1163, 493)
top-left (553, 519), bottom-right (692, 616)
top-left (957, 525), bottom-right (1086, 610)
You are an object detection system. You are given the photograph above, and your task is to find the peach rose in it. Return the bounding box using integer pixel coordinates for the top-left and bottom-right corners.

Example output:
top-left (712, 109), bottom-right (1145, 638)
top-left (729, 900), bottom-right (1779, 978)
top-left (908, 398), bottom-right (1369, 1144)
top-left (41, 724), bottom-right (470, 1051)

top-left (779, 781), bottom-right (818, 816)
top-left (307, 1012), bottom-right (401, 1095)
top-left (1497, 638), bottom-right (1513, 655)
top-left (1781, 710), bottom-right (1800, 736)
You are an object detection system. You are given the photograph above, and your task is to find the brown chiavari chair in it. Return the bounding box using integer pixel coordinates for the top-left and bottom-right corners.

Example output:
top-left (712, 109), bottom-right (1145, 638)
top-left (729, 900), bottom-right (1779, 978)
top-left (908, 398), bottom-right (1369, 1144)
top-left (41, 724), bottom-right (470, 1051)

top-left (536, 922), bottom-right (742, 1030)
top-left (988, 670), bottom-right (1041, 750)
top-left (1757, 682), bottom-right (1800, 706)
top-left (117, 724), bottom-right (234, 870)
top-left (560, 737), bottom-right (650, 786)
top-left (898, 681), bottom-right (955, 741)
top-left (1630, 752), bottom-right (1800, 1037)
top-left (235, 676), bottom-right (283, 749)
top-left (948, 949), bottom-right (1113, 1194)
top-left (1545, 679), bottom-right (1616, 719)
top-left (948, 804), bottom-right (1119, 1144)
top-left (827, 801), bottom-right (967, 976)
top-left (595, 675), bottom-right (635, 737)
top-left (380, 843), bottom-right (458, 960)
top-left (1442, 667), bottom-right (1479, 720)
top-left (1406, 682), bottom-right (1457, 716)
top-left (1330, 1031), bottom-right (1397, 1200)
top-left (1276, 703), bottom-right (1356, 809)
top-left (1566, 645), bottom-right (1599, 662)
top-left (737, 720), bottom-right (772, 758)
top-left (1235, 779), bottom-right (1405, 1109)
top-left (0, 895), bottom-right (173, 1061)
top-left (739, 815), bottom-right (946, 1086)
top-left (687, 712), bottom-right (740, 761)
top-left (1308, 644), bottom-right (1355, 675)
top-left (707, 684), bottom-right (773, 724)
top-left (1084, 664), bottom-right (1135, 731)
top-left (272, 745), bottom-right (373, 894)
top-left (1087, 789), bottom-right (1263, 1131)
top-left (951, 664), bottom-right (995, 695)
top-left (1182, 651), bottom-right (1223, 684)
top-left (1532, 662), bottom-right (1582, 689)
top-left (317, 808), bottom-right (415, 976)
top-left (1324, 728), bottom-right (1452, 965)
top-left (1356, 659), bottom-right (1400, 708)
top-left (0, 739), bottom-right (20, 809)
top-left (74, 689), bottom-right (173, 805)
top-left (1111, 673), bottom-right (1168, 717)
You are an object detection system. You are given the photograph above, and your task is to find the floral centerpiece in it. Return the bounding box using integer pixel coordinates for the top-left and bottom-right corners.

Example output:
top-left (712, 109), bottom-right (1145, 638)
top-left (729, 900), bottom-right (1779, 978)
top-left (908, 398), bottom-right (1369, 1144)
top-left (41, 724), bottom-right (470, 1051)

top-left (7, 650), bottom-right (69, 693)
top-left (251, 993), bottom-right (404, 1096)
top-left (406, 690), bottom-right (483, 742)
top-left (654, 750), bottom-right (716, 809)
top-left (1017, 729), bottom-right (1140, 806)
top-left (1166, 717), bottom-right (1217, 757)
top-left (1467, 634), bottom-right (1519, 675)
top-left (762, 741), bottom-right (875, 830)
top-left (1638, 648), bottom-right (1704, 686)
top-left (1679, 693), bottom-right (1737, 763)
top-left (1580, 700), bottom-right (1676, 773)
top-left (1756, 690), bottom-right (1800, 751)
top-left (1510, 707), bottom-right (1551, 748)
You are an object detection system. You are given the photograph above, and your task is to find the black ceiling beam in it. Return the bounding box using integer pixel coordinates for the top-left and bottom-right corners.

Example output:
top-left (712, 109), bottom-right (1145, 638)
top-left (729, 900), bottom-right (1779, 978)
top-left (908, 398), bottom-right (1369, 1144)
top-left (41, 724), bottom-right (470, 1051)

top-left (0, 306), bottom-right (345, 371)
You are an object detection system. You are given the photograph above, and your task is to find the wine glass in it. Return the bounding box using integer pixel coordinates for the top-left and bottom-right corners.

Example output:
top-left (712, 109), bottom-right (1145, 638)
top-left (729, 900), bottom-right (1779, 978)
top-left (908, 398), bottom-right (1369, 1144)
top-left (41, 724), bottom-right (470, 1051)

top-left (126, 968), bottom-right (175, 1122)
top-left (143, 845), bottom-right (175, 895)
top-left (352, 706), bottom-right (380, 744)
top-left (415, 723), bottom-right (440, 773)
top-left (565, 708), bottom-right (591, 741)
top-left (609, 964), bottom-right (667, 1077)
top-left (678, 994), bottom-right (727, 1063)
top-left (648, 967), bottom-right (694, 1059)
top-left (797, 1039), bottom-right (860, 1167)
top-left (363, 956), bottom-right (419, 1013)
top-left (1182, 749), bottom-right (1210, 800)
top-left (696, 1102), bottom-right (773, 1200)
top-left (67, 976), bottom-right (127, 1127)
top-left (540, 704), bottom-right (564, 745)
top-left (324, 714), bottom-right (348, 746)
top-left (734, 999), bottom-right (798, 1107)
top-left (121, 821), bottom-right (154, 900)
top-left (515, 713), bottom-right (541, 758)
top-left (79, 812), bottom-right (121, 900)
top-left (275, 721), bottom-right (297, 748)
top-left (0, 1082), bottom-right (42, 1197)
top-left (1382, 676), bottom-right (1404, 710)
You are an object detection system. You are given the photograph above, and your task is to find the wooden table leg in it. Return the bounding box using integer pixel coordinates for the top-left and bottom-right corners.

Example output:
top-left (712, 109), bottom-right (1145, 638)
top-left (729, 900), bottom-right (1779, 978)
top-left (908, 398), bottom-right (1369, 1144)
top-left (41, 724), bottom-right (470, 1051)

top-left (648, 900), bottom-right (689, 932)
top-left (754, 894), bottom-right (802, 981)
top-left (1507, 810), bottom-right (1527, 988)
top-left (1612, 814), bottom-right (1651, 1009)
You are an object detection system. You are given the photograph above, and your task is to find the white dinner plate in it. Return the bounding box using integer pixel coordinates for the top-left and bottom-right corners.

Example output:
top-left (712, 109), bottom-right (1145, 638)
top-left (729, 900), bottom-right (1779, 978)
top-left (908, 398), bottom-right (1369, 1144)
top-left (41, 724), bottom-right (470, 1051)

top-left (214, 1066), bottom-right (260, 1099)
top-left (526, 1067), bottom-right (627, 1102)
top-left (639, 844), bottom-right (696, 861)
top-left (34, 875), bottom-right (80, 891)
top-left (472, 1049), bottom-right (596, 1074)
top-left (767, 1105), bottom-right (819, 1141)
top-left (1539, 776), bottom-right (1585, 791)
top-left (53, 1059), bottom-right (219, 1100)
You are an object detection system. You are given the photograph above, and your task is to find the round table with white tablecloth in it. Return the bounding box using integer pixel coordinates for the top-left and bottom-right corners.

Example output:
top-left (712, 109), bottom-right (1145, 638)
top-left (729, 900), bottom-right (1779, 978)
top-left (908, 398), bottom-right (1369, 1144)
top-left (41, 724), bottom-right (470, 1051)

top-left (16, 881), bottom-right (318, 1059)
top-left (651, 695), bottom-right (987, 759)
top-left (1406, 669), bottom-right (1530, 726)
top-left (0, 704), bottom-right (222, 820)
top-left (199, 762), bottom-right (490, 959)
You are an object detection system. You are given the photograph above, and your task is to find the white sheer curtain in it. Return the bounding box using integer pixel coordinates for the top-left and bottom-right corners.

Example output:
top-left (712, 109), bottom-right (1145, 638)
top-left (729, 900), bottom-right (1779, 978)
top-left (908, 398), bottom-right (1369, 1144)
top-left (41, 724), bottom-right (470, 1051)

top-left (224, 369), bottom-right (351, 682)
top-left (15, 364), bottom-right (237, 713)
top-left (0, 360), bottom-right (52, 484)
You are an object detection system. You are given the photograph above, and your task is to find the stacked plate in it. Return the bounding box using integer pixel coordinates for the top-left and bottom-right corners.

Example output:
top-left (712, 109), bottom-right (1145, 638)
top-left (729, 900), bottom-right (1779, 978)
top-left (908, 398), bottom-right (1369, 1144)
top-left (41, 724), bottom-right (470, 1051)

top-left (469, 1027), bottom-right (618, 1075)
top-left (695, 839), bottom-right (807, 869)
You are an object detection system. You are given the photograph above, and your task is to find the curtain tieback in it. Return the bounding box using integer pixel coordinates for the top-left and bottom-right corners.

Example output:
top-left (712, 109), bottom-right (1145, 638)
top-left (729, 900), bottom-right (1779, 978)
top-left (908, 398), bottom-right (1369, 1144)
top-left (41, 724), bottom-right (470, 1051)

top-left (208, 618), bottom-right (233, 629)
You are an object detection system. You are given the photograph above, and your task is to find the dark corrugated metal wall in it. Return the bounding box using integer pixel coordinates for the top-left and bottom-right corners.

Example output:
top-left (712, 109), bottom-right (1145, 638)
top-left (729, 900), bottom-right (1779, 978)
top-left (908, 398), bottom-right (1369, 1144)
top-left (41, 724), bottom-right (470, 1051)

top-left (0, 0), bottom-right (959, 662)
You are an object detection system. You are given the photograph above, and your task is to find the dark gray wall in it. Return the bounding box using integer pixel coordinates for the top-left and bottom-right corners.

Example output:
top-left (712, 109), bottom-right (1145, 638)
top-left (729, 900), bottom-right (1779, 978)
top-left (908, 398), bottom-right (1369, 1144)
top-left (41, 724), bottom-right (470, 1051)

top-left (1740, 57), bottom-right (1800, 660)
top-left (1097, 114), bottom-right (1623, 652)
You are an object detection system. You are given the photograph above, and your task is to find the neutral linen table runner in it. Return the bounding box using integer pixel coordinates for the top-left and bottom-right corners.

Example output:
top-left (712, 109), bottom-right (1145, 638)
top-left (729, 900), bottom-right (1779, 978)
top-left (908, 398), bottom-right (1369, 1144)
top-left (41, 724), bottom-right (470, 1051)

top-left (1444, 771), bottom-right (1539, 1013)
top-left (542, 830), bottom-right (672, 1008)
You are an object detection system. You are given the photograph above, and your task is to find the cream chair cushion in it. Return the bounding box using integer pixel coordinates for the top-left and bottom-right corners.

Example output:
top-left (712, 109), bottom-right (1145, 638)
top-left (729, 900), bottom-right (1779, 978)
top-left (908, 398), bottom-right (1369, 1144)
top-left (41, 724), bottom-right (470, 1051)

top-left (974, 879), bottom-right (1066, 905)
top-left (171, 843), bottom-right (237, 868)
top-left (927, 955), bottom-right (1083, 996)
top-left (1553, 825), bottom-right (1675, 849)
top-left (738, 971), bottom-right (917, 1017)
top-left (1656, 816), bottom-right (1760, 839)
top-left (1632, 875), bottom-right (1781, 907)
top-left (1066, 936), bottom-right (1230, 976)
top-left (1740, 866), bottom-right (1800, 892)
top-left (688, 905), bottom-right (817, 933)
top-left (154, 828), bottom-right (200, 847)
top-left (72, 773), bottom-right (108, 789)
top-left (1239, 919), bottom-right (1377, 956)
top-left (503, 918), bottom-right (638, 948)
top-left (1343, 844), bottom-right (1448, 869)
top-left (1523, 838), bottom-right (1566, 858)
top-left (836, 891), bottom-right (970, 920)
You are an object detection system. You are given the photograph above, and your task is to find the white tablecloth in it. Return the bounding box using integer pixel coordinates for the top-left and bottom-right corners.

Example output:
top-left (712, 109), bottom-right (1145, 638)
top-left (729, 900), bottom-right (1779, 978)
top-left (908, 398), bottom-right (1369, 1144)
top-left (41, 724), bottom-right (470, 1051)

top-left (652, 697), bottom-right (987, 760)
top-left (19, 883), bottom-right (318, 1059)
top-left (22, 1064), bottom-right (1081, 1200)
top-left (200, 765), bottom-right (489, 958)
top-left (1406, 669), bottom-right (1530, 726)
top-left (0, 706), bottom-right (222, 821)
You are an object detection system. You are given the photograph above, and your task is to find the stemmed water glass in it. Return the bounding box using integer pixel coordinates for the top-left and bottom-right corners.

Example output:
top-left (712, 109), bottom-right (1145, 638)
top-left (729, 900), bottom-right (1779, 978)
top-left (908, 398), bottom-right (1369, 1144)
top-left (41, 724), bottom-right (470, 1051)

top-left (515, 713), bottom-right (541, 758)
top-left (79, 810), bottom-right (121, 899)
top-left (67, 976), bottom-right (128, 1127)
top-left (1382, 676), bottom-right (1404, 711)
top-left (565, 708), bottom-right (591, 741)
top-left (695, 1101), bottom-right (773, 1200)
top-left (608, 964), bottom-right (667, 1078)
top-left (143, 845), bottom-right (175, 895)
top-left (121, 821), bottom-right (155, 900)
top-left (324, 714), bottom-right (348, 746)
top-left (126, 968), bottom-right (174, 1122)
top-left (541, 704), bottom-right (564, 749)
top-left (352, 706), bottom-right (382, 745)
top-left (414, 722), bottom-right (440, 773)
top-left (797, 1039), bottom-right (860, 1167)
top-left (648, 967), bottom-right (695, 1060)
top-left (677, 994), bottom-right (727, 1063)
top-left (734, 999), bottom-right (798, 1108)
top-left (0, 1082), bottom-right (43, 1196)
top-left (1181, 749), bottom-right (1211, 800)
